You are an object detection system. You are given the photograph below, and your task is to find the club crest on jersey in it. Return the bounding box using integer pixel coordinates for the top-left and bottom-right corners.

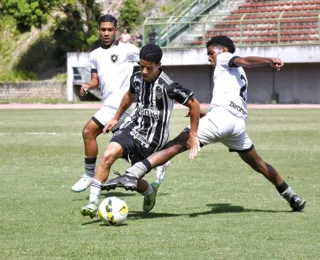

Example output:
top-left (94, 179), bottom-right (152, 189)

top-left (155, 85), bottom-right (163, 99)
top-left (111, 54), bottom-right (118, 63)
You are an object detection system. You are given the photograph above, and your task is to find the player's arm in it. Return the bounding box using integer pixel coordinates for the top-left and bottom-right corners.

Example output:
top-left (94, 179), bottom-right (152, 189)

top-left (185, 97), bottom-right (200, 137)
top-left (103, 90), bottom-right (135, 134)
top-left (168, 83), bottom-right (201, 159)
top-left (231, 56), bottom-right (284, 71)
top-left (185, 109), bottom-right (207, 118)
top-left (80, 72), bottom-right (99, 96)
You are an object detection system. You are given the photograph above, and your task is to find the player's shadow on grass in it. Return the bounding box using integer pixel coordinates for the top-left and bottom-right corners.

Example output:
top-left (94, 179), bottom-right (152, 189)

top-left (82, 219), bottom-right (129, 227)
top-left (81, 203), bottom-right (290, 225)
top-left (73, 191), bottom-right (170, 202)
top-left (128, 203), bottom-right (289, 220)
top-left (203, 203), bottom-right (289, 214)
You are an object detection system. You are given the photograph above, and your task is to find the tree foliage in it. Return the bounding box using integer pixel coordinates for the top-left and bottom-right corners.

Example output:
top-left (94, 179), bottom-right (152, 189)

top-left (1, 0), bottom-right (101, 51)
top-left (119, 0), bottom-right (143, 33)
top-left (2, 0), bottom-right (57, 32)
top-left (0, 0), bottom-right (148, 78)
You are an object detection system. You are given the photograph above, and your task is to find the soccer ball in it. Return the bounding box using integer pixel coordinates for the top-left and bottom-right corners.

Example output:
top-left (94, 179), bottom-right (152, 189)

top-left (98, 197), bottom-right (128, 225)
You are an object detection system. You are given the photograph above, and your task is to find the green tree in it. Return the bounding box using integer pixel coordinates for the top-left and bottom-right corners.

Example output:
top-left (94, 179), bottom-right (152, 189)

top-left (119, 0), bottom-right (143, 33)
top-left (2, 0), bottom-right (57, 32)
top-left (2, 0), bottom-right (101, 51)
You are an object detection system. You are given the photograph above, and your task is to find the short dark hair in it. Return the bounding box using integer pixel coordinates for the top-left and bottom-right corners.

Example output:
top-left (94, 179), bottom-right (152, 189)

top-left (139, 44), bottom-right (163, 64)
top-left (206, 35), bottom-right (236, 54)
top-left (98, 14), bottom-right (117, 28)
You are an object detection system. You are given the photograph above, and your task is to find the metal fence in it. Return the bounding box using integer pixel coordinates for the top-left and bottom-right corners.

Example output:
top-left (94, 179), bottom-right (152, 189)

top-left (143, 11), bottom-right (320, 48)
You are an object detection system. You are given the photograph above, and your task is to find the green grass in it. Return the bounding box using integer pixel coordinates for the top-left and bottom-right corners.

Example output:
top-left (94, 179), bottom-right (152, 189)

top-left (0, 109), bottom-right (319, 260)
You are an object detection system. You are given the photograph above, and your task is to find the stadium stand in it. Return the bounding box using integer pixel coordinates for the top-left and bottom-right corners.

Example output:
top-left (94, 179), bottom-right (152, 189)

top-left (191, 0), bottom-right (320, 45)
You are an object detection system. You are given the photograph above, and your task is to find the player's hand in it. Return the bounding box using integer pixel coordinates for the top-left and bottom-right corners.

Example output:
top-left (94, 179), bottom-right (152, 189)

top-left (187, 132), bottom-right (200, 160)
top-left (80, 83), bottom-right (90, 96)
top-left (269, 58), bottom-right (284, 71)
top-left (184, 110), bottom-right (190, 117)
top-left (103, 118), bottom-right (118, 134)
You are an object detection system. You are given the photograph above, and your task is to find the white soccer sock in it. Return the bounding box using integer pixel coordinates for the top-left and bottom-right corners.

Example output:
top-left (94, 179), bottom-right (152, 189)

top-left (281, 187), bottom-right (295, 201)
top-left (126, 161), bottom-right (149, 179)
top-left (89, 179), bottom-right (102, 205)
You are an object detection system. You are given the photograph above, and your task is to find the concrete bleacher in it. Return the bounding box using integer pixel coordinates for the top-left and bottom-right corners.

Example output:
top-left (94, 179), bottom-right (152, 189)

top-left (191, 0), bottom-right (320, 46)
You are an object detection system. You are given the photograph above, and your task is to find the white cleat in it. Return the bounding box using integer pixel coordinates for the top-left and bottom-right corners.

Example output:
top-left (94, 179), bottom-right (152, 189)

top-left (155, 161), bottom-right (170, 185)
top-left (71, 175), bottom-right (93, 192)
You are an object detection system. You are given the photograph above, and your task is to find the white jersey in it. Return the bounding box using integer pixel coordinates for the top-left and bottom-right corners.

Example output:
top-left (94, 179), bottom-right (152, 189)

top-left (90, 41), bottom-right (139, 110)
top-left (209, 52), bottom-right (248, 119)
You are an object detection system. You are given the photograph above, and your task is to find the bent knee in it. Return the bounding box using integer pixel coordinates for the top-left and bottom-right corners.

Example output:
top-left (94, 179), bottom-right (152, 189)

top-left (82, 127), bottom-right (91, 139)
top-left (101, 150), bottom-right (117, 164)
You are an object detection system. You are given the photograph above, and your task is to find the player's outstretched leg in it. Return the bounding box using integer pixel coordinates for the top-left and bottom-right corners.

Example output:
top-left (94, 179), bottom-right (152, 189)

top-left (238, 148), bottom-right (306, 211)
top-left (102, 175), bottom-right (138, 191)
top-left (277, 183), bottom-right (306, 211)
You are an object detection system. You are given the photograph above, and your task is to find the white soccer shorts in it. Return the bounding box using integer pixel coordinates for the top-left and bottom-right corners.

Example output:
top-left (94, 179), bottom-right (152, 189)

top-left (197, 107), bottom-right (253, 152)
top-left (93, 105), bottom-right (131, 127)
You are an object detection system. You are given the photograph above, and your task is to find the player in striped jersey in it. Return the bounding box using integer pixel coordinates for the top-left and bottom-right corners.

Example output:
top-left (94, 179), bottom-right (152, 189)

top-left (104, 36), bottom-right (306, 212)
top-left (71, 14), bottom-right (169, 193)
top-left (81, 44), bottom-right (200, 218)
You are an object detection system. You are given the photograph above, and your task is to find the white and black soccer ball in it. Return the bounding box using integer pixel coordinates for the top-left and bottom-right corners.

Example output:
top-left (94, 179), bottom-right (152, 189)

top-left (98, 197), bottom-right (128, 225)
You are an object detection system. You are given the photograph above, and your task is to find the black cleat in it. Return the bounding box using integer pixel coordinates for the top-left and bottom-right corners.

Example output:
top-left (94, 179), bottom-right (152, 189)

top-left (289, 195), bottom-right (306, 212)
top-left (101, 175), bottom-right (138, 191)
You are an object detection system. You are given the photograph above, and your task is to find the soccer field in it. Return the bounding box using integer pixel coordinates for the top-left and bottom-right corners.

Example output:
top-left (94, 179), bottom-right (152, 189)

top-left (0, 109), bottom-right (319, 260)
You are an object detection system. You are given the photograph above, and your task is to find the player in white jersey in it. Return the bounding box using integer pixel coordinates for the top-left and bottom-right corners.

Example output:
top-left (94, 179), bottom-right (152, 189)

top-left (71, 15), bottom-right (169, 193)
top-left (104, 36), bottom-right (306, 212)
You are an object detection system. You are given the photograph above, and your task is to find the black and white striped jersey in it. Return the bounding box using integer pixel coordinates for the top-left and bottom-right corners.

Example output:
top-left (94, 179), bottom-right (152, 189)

top-left (121, 69), bottom-right (193, 151)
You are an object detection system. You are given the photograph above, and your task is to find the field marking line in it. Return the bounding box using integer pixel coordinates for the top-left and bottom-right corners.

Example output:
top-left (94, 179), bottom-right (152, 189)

top-left (0, 103), bottom-right (320, 109)
top-left (0, 132), bottom-right (57, 135)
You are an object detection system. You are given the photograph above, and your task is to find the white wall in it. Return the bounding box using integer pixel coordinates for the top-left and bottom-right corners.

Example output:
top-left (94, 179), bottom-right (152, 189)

top-left (67, 45), bottom-right (320, 102)
top-left (161, 45), bottom-right (320, 65)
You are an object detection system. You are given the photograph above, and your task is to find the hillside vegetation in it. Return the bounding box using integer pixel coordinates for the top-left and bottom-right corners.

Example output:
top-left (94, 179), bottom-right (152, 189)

top-left (0, 0), bottom-right (182, 81)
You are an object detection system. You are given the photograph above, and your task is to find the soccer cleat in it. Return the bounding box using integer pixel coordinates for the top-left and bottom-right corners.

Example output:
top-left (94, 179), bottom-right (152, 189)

top-left (71, 174), bottom-right (93, 192)
top-left (101, 175), bottom-right (138, 191)
top-left (155, 161), bottom-right (170, 185)
top-left (143, 182), bottom-right (159, 213)
top-left (289, 194), bottom-right (306, 212)
top-left (81, 202), bottom-right (98, 218)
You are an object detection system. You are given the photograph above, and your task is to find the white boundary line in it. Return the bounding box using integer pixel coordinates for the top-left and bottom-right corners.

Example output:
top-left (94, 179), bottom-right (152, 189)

top-left (0, 132), bottom-right (57, 135)
top-left (0, 103), bottom-right (320, 109)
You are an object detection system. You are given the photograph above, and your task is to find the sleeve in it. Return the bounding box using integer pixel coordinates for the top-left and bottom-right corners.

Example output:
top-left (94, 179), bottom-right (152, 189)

top-left (166, 82), bottom-right (194, 105)
top-left (127, 44), bottom-right (140, 63)
top-left (129, 74), bottom-right (137, 94)
top-left (216, 52), bottom-right (239, 69)
top-left (228, 56), bottom-right (241, 68)
top-left (89, 51), bottom-right (97, 73)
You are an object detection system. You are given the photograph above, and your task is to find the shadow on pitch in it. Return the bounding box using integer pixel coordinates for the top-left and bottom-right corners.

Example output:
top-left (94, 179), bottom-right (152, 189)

top-left (81, 218), bottom-right (128, 227)
top-left (81, 203), bottom-right (290, 225)
top-left (128, 203), bottom-right (290, 220)
top-left (72, 191), bottom-right (139, 202)
top-left (73, 190), bottom-right (170, 202)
